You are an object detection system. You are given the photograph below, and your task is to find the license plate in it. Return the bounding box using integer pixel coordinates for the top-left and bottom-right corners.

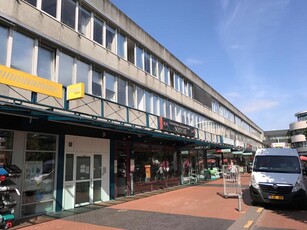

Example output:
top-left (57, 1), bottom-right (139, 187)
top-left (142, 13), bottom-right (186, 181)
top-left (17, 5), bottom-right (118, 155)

top-left (268, 195), bottom-right (284, 200)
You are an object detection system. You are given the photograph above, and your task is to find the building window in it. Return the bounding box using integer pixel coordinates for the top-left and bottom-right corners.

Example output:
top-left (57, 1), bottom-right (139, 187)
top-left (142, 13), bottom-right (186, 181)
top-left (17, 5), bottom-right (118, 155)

top-left (165, 100), bottom-right (171, 119)
top-left (37, 46), bottom-right (54, 80)
top-left (152, 94), bottom-right (158, 115)
top-left (159, 97), bottom-right (165, 117)
top-left (41, 0), bottom-right (57, 17)
top-left (93, 17), bottom-right (104, 45)
top-left (78, 7), bottom-right (91, 37)
top-left (11, 32), bottom-right (34, 73)
top-left (127, 38), bottom-right (135, 64)
top-left (169, 70), bottom-right (174, 88)
top-left (144, 51), bottom-right (151, 74)
top-left (117, 33), bottom-right (126, 59)
top-left (106, 25), bottom-right (116, 52)
top-left (25, 0), bottom-right (37, 6)
top-left (117, 78), bottom-right (126, 105)
top-left (151, 57), bottom-right (157, 77)
top-left (92, 70), bottom-right (103, 97)
top-left (0, 26), bottom-right (8, 65)
top-left (61, 0), bottom-right (76, 29)
top-left (137, 87), bottom-right (144, 111)
top-left (136, 46), bottom-right (143, 70)
top-left (145, 91), bottom-right (151, 113)
top-left (58, 52), bottom-right (74, 87)
top-left (128, 83), bottom-right (135, 108)
top-left (22, 133), bottom-right (56, 217)
top-left (164, 66), bottom-right (170, 86)
top-left (105, 72), bottom-right (116, 102)
top-left (158, 61), bottom-right (164, 82)
top-left (76, 60), bottom-right (89, 93)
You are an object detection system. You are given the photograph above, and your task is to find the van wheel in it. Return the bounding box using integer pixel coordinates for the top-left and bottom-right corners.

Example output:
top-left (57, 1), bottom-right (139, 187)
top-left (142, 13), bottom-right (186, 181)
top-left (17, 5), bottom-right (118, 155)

top-left (251, 200), bottom-right (258, 206)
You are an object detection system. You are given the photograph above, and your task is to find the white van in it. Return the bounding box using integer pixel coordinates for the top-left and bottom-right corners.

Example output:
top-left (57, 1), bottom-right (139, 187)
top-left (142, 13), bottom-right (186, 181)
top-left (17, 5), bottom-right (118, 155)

top-left (249, 148), bottom-right (307, 207)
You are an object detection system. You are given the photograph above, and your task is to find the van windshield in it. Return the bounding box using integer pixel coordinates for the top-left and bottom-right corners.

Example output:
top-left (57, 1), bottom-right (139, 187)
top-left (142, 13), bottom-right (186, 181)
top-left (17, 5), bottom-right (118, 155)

top-left (253, 156), bottom-right (301, 173)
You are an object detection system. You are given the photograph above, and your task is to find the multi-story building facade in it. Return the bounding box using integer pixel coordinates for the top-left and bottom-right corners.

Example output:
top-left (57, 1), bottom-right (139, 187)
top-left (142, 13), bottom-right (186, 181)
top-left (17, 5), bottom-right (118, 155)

top-left (290, 111), bottom-right (307, 155)
top-left (263, 129), bottom-right (291, 148)
top-left (0, 0), bottom-right (263, 219)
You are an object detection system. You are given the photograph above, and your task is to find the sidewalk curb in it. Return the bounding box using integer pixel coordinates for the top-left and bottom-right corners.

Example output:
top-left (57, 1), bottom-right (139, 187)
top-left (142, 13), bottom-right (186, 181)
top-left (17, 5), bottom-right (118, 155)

top-left (227, 206), bottom-right (263, 230)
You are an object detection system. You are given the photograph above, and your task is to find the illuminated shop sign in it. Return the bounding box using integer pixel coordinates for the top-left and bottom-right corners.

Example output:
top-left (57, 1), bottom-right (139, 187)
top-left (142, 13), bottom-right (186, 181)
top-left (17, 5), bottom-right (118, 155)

top-left (0, 65), bottom-right (62, 98)
top-left (67, 82), bottom-right (85, 100)
top-left (159, 117), bottom-right (196, 137)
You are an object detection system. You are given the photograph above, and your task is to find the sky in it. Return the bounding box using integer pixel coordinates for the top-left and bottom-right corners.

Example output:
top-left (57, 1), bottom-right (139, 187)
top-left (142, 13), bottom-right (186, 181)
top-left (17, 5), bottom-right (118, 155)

top-left (111, 0), bottom-right (307, 131)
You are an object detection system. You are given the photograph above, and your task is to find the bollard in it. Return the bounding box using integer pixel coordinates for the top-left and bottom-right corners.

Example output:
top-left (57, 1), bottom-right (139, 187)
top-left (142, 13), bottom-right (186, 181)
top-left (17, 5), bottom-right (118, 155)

top-left (238, 193), bottom-right (242, 212)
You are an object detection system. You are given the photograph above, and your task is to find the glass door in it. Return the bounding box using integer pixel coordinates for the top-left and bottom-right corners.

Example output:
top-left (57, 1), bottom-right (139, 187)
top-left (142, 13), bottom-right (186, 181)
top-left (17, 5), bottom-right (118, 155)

top-left (75, 155), bottom-right (91, 206)
top-left (74, 154), bottom-right (103, 206)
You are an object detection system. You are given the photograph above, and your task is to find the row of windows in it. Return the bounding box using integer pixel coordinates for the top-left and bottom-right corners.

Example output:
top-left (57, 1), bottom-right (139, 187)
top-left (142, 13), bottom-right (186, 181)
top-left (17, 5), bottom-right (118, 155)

top-left (291, 129), bottom-right (307, 136)
top-left (212, 99), bottom-right (259, 136)
top-left (23, 0), bottom-right (193, 99)
top-left (23, 0), bottom-right (256, 132)
top-left (0, 24), bottom-right (261, 147)
top-left (297, 114), bottom-right (307, 121)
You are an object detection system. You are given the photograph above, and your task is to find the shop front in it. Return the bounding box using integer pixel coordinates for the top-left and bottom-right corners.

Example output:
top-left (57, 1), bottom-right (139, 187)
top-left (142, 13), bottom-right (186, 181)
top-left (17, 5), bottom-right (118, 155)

top-left (62, 135), bottom-right (110, 209)
top-left (112, 140), bottom-right (180, 197)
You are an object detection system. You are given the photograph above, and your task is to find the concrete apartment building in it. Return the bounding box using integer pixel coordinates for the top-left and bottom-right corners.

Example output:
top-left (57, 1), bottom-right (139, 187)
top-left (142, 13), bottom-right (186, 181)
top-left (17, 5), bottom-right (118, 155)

top-left (290, 111), bottom-right (307, 155)
top-left (0, 0), bottom-right (263, 219)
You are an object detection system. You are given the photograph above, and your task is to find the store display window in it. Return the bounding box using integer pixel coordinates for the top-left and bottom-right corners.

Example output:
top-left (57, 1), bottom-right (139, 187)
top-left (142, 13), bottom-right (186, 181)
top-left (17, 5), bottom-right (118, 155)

top-left (21, 133), bottom-right (57, 217)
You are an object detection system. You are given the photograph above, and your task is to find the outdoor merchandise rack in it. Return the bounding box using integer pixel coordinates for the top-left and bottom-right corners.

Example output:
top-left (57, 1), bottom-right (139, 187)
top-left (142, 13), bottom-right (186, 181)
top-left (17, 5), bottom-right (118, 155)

top-left (0, 165), bottom-right (22, 229)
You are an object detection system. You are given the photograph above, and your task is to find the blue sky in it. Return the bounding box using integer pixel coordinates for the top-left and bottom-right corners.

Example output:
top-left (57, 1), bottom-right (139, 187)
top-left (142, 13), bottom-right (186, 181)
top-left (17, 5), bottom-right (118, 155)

top-left (111, 0), bottom-right (307, 131)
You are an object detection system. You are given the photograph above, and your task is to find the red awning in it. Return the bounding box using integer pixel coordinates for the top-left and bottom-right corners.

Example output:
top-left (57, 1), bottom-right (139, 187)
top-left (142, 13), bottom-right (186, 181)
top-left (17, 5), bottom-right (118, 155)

top-left (300, 156), bottom-right (307, 161)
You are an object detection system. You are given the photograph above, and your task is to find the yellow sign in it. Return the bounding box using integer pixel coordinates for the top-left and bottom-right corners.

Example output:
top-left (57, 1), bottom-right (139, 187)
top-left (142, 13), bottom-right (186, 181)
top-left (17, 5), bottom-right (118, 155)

top-left (0, 65), bottom-right (62, 98)
top-left (67, 83), bottom-right (85, 100)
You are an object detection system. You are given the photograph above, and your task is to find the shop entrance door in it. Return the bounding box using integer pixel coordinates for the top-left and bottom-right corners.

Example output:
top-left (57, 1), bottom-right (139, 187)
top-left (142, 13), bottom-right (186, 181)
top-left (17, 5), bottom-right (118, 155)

top-left (74, 154), bottom-right (103, 207)
top-left (75, 155), bottom-right (91, 206)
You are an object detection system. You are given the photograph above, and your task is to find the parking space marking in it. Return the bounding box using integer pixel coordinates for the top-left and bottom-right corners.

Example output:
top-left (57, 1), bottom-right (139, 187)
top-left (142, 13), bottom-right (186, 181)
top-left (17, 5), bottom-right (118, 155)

top-left (256, 208), bottom-right (263, 213)
top-left (244, 220), bottom-right (254, 229)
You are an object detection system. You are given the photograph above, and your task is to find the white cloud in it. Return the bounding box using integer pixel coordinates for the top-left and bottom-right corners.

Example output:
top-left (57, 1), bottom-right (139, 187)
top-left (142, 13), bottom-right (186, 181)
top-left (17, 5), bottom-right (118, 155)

top-left (185, 58), bottom-right (204, 66)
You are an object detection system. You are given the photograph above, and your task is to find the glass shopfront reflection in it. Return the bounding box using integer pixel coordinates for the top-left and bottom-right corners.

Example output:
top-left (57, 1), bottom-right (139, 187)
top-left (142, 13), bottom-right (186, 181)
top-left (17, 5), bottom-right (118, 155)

top-left (133, 143), bottom-right (179, 193)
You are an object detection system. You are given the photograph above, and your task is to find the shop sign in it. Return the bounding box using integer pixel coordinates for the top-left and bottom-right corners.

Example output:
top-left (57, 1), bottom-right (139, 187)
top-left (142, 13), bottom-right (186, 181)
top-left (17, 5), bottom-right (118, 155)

top-left (235, 140), bottom-right (245, 148)
top-left (216, 149), bottom-right (231, 153)
top-left (159, 117), bottom-right (196, 137)
top-left (221, 136), bottom-right (235, 146)
top-left (0, 65), bottom-right (62, 98)
top-left (67, 82), bottom-right (85, 100)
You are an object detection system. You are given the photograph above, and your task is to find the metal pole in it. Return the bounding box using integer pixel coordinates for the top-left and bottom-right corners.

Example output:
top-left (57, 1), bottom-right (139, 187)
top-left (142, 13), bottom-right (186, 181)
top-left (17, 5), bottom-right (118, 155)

top-left (238, 194), bottom-right (242, 212)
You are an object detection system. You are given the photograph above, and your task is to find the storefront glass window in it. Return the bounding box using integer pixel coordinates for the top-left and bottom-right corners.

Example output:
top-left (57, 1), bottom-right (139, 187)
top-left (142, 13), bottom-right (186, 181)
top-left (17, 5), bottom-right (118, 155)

top-left (0, 130), bottom-right (14, 166)
top-left (0, 26), bottom-right (8, 65)
top-left (22, 133), bottom-right (56, 217)
top-left (133, 144), bottom-right (179, 193)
